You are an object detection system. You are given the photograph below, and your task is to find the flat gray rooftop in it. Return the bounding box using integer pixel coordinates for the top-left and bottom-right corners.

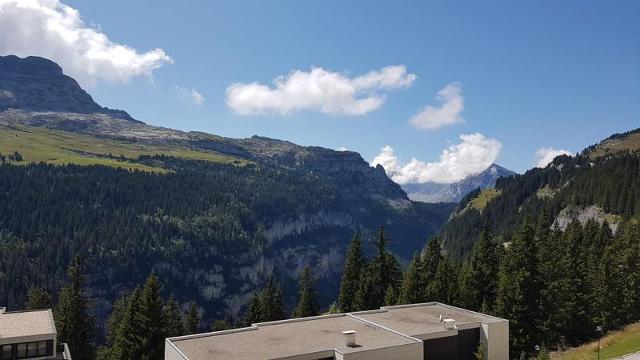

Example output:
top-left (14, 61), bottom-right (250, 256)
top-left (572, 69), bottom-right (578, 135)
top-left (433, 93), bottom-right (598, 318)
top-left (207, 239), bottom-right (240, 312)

top-left (354, 303), bottom-right (504, 338)
top-left (170, 314), bottom-right (417, 360)
top-left (0, 308), bottom-right (56, 340)
top-left (168, 303), bottom-right (506, 360)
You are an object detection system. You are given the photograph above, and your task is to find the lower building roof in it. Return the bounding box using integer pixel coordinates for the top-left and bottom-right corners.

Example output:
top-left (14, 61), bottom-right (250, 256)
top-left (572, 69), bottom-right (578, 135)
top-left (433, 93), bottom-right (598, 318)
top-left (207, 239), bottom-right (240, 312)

top-left (353, 303), bottom-right (505, 338)
top-left (0, 308), bottom-right (57, 341)
top-left (169, 313), bottom-right (417, 360)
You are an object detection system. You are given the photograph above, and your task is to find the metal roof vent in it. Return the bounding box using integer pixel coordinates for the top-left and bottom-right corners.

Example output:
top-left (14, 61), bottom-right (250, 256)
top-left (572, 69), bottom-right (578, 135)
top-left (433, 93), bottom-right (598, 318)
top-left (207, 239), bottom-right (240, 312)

top-left (343, 330), bottom-right (357, 347)
top-left (443, 318), bottom-right (456, 330)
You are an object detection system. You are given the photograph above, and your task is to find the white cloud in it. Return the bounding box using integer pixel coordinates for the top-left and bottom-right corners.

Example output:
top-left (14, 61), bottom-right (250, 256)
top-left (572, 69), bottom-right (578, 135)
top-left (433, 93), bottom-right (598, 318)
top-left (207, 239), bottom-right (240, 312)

top-left (336, 147), bottom-right (349, 151)
top-left (410, 83), bottom-right (464, 130)
top-left (0, 0), bottom-right (172, 87)
top-left (371, 133), bottom-right (502, 184)
top-left (175, 86), bottom-right (205, 106)
top-left (535, 147), bottom-right (572, 168)
top-left (226, 65), bottom-right (416, 116)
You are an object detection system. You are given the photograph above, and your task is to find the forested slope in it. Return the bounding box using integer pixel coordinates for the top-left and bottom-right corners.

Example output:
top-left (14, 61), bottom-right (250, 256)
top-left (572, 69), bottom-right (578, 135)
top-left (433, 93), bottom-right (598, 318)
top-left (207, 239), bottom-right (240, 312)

top-left (0, 156), bottom-right (453, 333)
top-left (440, 132), bottom-right (640, 258)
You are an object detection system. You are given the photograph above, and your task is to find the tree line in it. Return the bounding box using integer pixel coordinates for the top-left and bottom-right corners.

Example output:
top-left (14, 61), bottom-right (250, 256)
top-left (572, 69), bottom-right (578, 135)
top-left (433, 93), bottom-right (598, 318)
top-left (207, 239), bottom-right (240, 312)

top-left (27, 253), bottom-right (322, 360)
top-left (336, 218), bottom-right (640, 359)
top-left (18, 218), bottom-right (640, 359)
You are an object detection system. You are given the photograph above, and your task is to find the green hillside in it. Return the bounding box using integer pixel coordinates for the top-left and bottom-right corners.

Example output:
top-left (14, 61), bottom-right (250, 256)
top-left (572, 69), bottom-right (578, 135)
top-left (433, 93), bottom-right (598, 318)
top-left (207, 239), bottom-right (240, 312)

top-left (0, 124), bottom-right (244, 172)
top-left (552, 323), bottom-right (640, 360)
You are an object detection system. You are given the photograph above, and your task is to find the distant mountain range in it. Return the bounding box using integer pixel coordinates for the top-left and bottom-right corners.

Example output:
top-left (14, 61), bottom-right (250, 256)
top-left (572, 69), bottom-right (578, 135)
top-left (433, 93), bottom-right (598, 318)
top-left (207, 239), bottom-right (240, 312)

top-left (402, 164), bottom-right (517, 203)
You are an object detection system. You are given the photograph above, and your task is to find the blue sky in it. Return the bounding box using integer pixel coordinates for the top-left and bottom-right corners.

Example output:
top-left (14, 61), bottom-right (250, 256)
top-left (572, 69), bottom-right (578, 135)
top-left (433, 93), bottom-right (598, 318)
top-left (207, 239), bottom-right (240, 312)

top-left (3, 0), bottom-right (639, 178)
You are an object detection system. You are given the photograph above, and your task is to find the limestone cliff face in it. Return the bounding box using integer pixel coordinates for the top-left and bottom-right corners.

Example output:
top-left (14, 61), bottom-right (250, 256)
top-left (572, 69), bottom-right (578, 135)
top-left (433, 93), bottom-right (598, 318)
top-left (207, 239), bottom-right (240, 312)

top-left (553, 205), bottom-right (620, 233)
top-left (264, 211), bottom-right (353, 241)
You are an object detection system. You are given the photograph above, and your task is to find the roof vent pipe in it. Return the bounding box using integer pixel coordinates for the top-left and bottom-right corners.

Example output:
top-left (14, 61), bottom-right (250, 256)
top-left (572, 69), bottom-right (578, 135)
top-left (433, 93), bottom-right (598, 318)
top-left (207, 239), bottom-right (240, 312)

top-left (443, 318), bottom-right (456, 330)
top-left (343, 330), bottom-right (357, 347)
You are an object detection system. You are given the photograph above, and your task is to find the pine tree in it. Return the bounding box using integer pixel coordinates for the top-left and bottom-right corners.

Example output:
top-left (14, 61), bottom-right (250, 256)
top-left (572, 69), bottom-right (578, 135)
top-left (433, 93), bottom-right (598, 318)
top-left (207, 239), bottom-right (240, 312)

top-left (212, 319), bottom-right (232, 331)
top-left (465, 228), bottom-right (499, 312)
top-left (563, 220), bottom-right (596, 344)
top-left (423, 236), bottom-right (444, 300)
top-left (354, 227), bottom-right (402, 310)
top-left (260, 277), bottom-right (285, 322)
top-left (164, 295), bottom-right (184, 337)
top-left (105, 291), bottom-right (130, 346)
top-left (457, 261), bottom-right (476, 310)
top-left (496, 217), bottom-right (543, 358)
top-left (398, 253), bottom-right (426, 304)
top-left (353, 265), bottom-right (377, 311)
top-left (430, 256), bottom-right (459, 305)
top-left (538, 226), bottom-right (573, 348)
top-left (111, 288), bottom-right (144, 359)
top-left (97, 291), bottom-right (131, 360)
top-left (25, 286), bottom-right (51, 310)
top-left (620, 220), bottom-right (640, 320)
top-left (384, 285), bottom-right (398, 306)
top-left (186, 302), bottom-right (200, 334)
top-left (244, 292), bottom-right (263, 326)
top-left (139, 275), bottom-right (167, 360)
top-left (54, 255), bottom-right (95, 360)
top-left (338, 234), bottom-right (365, 312)
top-left (592, 225), bottom-right (629, 332)
top-left (293, 266), bottom-right (320, 318)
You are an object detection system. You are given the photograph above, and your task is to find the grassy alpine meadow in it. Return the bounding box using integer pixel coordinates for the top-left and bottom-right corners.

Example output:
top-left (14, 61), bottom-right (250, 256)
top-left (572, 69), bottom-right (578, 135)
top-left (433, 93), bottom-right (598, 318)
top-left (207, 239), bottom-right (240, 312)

top-left (552, 323), bottom-right (640, 360)
top-left (0, 124), bottom-right (245, 172)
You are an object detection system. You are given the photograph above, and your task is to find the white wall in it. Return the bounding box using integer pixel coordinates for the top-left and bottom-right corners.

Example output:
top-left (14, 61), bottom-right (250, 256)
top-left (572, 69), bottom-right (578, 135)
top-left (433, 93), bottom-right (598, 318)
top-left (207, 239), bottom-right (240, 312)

top-left (481, 321), bottom-right (509, 360)
top-left (165, 340), bottom-right (189, 360)
top-left (340, 342), bottom-right (423, 360)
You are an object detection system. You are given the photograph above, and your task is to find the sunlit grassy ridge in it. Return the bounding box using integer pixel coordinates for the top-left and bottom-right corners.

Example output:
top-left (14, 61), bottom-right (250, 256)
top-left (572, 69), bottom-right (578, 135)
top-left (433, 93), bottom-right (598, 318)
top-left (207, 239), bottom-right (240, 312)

top-left (589, 130), bottom-right (640, 158)
top-left (0, 124), bottom-right (245, 172)
top-left (467, 188), bottom-right (502, 212)
top-left (552, 323), bottom-right (640, 360)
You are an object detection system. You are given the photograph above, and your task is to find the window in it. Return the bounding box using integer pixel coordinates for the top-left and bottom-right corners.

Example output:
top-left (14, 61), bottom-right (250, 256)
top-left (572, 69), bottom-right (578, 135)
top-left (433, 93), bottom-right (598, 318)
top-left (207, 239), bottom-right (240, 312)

top-left (27, 342), bottom-right (38, 357)
top-left (11, 341), bottom-right (52, 359)
top-left (37, 341), bottom-right (48, 356)
top-left (2, 345), bottom-right (11, 360)
top-left (17, 343), bottom-right (26, 358)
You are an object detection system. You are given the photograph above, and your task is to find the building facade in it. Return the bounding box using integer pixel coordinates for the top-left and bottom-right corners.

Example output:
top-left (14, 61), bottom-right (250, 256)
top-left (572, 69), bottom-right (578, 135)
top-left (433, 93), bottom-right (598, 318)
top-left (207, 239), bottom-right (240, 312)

top-left (0, 307), bottom-right (72, 360)
top-left (165, 302), bottom-right (508, 360)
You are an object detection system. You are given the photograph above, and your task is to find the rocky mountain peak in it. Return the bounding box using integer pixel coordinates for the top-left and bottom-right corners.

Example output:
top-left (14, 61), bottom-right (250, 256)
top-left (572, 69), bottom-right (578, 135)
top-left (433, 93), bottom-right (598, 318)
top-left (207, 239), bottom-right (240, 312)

top-left (0, 55), bottom-right (133, 120)
top-left (402, 163), bottom-right (516, 203)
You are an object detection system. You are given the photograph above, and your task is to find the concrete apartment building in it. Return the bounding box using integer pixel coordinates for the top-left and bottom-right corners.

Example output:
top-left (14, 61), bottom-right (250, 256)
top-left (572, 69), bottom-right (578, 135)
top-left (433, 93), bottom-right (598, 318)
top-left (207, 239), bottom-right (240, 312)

top-left (165, 302), bottom-right (508, 360)
top-left (0, 307), bottom-right (72, 360)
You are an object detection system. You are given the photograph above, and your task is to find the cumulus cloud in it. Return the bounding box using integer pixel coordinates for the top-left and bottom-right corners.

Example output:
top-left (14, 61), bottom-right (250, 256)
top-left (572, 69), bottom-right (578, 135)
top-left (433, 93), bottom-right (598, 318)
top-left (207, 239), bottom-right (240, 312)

top-left (226, 65), bottom-right (416, 116)
top-left (175, 86), bottom-right (205, 106)
top-left (410, 83), bottom-right (464, 130)
top-left (371, 133), bottom-right (502, 184)
top-left (0, 0), bottom-right (173, 86)
top-left (535, 147), bottom-right (572, 168)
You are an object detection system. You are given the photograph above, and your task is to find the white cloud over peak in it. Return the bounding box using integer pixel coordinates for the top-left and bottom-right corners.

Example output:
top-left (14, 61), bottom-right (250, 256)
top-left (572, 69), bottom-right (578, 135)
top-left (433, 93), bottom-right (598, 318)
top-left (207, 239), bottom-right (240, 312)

top-left (410, 83), bottom-right (464, 130)
top-left (175, 86), bottom-right (205, 106)
top-left (371, 133), bottom-right (502, 184)
top-left (0, 0), bottom-right (173, 87)
top-left (535, 147), bottom-right (572, 168)
top-left (226, 65), bottom-right (416, 116)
